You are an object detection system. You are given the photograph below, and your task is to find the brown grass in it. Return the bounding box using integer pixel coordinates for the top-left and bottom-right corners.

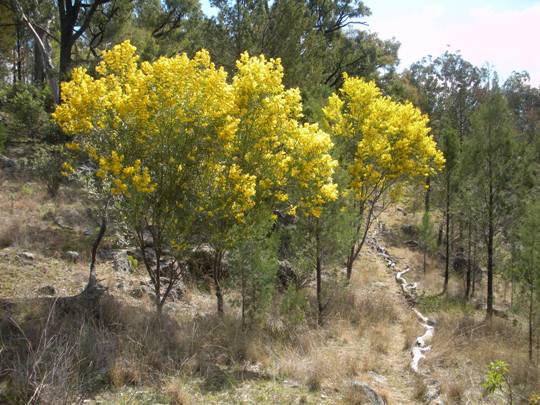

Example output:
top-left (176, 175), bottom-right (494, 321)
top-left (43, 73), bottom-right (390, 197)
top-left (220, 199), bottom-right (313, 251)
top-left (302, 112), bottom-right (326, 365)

top-left (164, 378), bottom-right (191, 405)
top-left (422, 307), bottom-right (540, 403)
top-left (412, 376), bottom-right (427, 402)
top-left (443, 378), bottom-right (465, 404)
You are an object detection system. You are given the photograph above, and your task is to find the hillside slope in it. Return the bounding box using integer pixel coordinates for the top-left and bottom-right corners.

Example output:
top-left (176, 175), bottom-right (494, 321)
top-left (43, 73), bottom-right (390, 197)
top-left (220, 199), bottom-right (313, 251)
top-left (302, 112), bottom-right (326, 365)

top-left (0, 156), bottom-right (536, 404)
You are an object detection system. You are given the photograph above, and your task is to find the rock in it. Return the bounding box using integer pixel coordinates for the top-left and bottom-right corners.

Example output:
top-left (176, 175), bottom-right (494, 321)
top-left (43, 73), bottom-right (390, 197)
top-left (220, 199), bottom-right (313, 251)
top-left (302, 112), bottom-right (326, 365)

top-left (37, 285), bottom-right (56, 296)
top-left (424, 379), bottom-right (442, 402)
top-left (98, 248), bottom-right (115, 261)
top-left (18, 251), bottom-right (35, 261)
top-left (401, 224), bottom-right (418, 238)
top-left (129, 286), bottom-right (146, 299)
top-left (367, 371), bottom-right (387, 384)
top-left (141, 228), bottom-right (154, 248)
top-left (404, 239), bottom-right (419, 248)
top-left (159, 277), bottom-right (185, 300)
top-left (113, 250), bottom-right (133, 273)
top-left (53, 216), bottom-right (73, 230)
top-left (0, 155), bottom-right (17, 169)
top-left (276, 259), bottom-right (298, 290)
top-left (188, 244), bottom-right (229, 279)
top-left (64, 250), bottom-right (80, 263)
top-left (350, 381), bottom-right (387, 405)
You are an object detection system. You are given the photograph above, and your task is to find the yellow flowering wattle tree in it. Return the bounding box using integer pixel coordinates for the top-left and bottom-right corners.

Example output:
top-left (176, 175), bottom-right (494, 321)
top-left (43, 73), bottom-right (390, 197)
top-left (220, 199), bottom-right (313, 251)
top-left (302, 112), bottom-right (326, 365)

top-left (323, 75), bottom-right (445, 281)
top-left (193, 52), bottom-right (338, 317)
top-left (53, 41), bottom-right (337, 315)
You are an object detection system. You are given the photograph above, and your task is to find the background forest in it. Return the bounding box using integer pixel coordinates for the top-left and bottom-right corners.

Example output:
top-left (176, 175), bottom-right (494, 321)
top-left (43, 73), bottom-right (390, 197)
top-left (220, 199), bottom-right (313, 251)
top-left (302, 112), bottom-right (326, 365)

top-left (0, 1), bottom-right (540, 404)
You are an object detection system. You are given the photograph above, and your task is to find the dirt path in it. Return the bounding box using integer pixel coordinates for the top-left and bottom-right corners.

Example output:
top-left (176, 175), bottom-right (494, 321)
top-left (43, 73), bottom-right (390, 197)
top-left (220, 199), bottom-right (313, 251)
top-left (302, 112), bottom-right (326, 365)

top-left (350, 218), bottom-right (444, 404)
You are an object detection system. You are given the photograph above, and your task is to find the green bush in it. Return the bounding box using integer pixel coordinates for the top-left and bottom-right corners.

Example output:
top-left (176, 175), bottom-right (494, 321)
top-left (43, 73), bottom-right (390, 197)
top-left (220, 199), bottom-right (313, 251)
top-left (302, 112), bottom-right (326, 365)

top-left (0, 84), bottom-right (54, 139)
top-left (32, 145), bottom-right (66, 197)
top-left (280, 285), bottom-right (309, 326)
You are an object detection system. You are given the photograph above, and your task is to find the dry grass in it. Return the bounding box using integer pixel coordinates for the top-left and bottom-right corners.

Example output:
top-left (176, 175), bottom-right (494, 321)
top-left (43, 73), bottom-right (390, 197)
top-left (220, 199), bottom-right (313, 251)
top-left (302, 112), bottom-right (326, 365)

top-left (443, 378), bottom-right (465, 404)
top-left (369, 323), bottom-right (391, 354)
top-left (8, 173), bottom-right (524, 404)
top-left (402, 316), bottom-right (421, 351)
top-left (421, 307), bottom-right (540, 403)
top-left (340, 385), bottom-right (370, 405)
top-left (412, 376), bottom-right (427, 402)
top-left (0, 175), bottom-right (104, 259)
top-left (164, 378), bottom-right (191, 405)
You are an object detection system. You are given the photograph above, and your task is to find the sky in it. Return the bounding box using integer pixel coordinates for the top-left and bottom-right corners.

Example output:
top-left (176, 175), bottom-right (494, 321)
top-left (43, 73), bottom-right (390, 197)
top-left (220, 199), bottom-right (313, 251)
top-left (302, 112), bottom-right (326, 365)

top-left (201, 0), bottom-right (540, 87)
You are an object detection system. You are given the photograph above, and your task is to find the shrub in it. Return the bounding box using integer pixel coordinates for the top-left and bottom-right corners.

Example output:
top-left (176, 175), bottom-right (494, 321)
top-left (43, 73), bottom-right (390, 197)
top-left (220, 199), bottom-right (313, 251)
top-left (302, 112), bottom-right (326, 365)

top-left (31, 145), bottom-right (65, 197)
top-left (0, 84), bottom-right (54, 139)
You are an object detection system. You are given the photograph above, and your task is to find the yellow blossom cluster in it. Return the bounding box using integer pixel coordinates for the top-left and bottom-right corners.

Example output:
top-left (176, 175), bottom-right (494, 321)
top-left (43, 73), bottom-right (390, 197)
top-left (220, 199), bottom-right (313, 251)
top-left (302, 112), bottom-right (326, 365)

top-left (52, 41), bottom-right (337, 228)
top-left (229, 53), bottom-right (338, 218)
top-left (323, 75), bottom-right (445, 202)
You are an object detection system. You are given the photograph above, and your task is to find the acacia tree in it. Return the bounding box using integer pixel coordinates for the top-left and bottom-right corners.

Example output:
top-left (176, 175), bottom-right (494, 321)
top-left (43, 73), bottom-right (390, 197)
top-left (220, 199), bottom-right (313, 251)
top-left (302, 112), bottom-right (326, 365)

top-left (53, 42), bottom-right (239, 314)
top-left (53, 41), bottom-right (337, 315)
top-left (323, 75), bottom-right (445, 281)
top-left (198, 52), bottom-right (338, 317)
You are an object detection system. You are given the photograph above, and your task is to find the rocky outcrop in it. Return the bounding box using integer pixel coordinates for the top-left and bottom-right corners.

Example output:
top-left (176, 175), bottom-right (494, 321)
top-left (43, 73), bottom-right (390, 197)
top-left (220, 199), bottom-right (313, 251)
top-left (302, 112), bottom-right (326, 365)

top-left (350, 380), bottom-right (387, 405)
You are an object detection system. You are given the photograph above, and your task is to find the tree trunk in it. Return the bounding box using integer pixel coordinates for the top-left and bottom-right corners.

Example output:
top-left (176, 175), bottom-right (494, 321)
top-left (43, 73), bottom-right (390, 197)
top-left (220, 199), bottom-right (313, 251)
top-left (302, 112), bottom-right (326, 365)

top-left (16, 22), bottom-right (23, 83)
top-left (437, 222), bottom-right (443, 247)
top-left (33, 37), bottom-right (45, 85)
top-left (346, 244), bottom-right (355, 282)
top-left (213, 250), bottom-right (224, 316)
top-left (486, 195), bottom-right (494, 320)
top-left (154, 249), bottom-right (162, 315)
top-left (511, 273), bottom-right (515, 309)
top-left (443, 173), bottom-right (451, 294)
top-left (241, 263), bottom-right (246, 330)
top-left (316, 222), bottom-right (323, 326)
top-left (84, 216), bottom-right (106, 295)
top-left (424, 176), bottom-right (431, 213)
top-left (465, 221), bottom-right (472, 300)
top-left (59, 38), bottom-right (73, 83)
top-left (471, 235), bottom-right (477, 298)
top-left (529, 284), bottom-right (534, 362)
top-left (17, 8), bottom-right (59, 102)
top-left (424, 179), bottom-right (430, 277)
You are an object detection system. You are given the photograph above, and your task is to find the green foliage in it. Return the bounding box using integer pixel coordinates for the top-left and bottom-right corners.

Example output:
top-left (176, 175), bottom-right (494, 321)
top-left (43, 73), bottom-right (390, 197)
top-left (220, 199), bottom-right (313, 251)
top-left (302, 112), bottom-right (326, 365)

top-left (419, 210), bottom-right (437, 253)
top-left (512, 200), bottom-right (540, 285)
top-left (230, 219), bottom-right (279, 328)
top-left (280, 285), bottom-right (309, 326)
top-left (482, 360), bottom-right (513, 403)
top-left (127, 254), bottom-right (139, 270)
top-left (0, 84), bottom-right (54, 138)
top-left (417, 294), bottom-right (475, 315)
top-left (31, 145), bottom-right (65, 197)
